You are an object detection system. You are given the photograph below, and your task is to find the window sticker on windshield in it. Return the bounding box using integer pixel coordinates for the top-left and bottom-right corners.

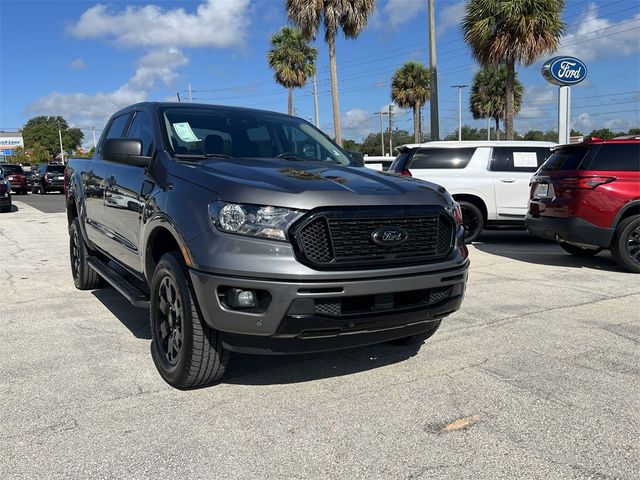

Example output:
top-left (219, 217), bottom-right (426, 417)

top-left (172, 122), bottom-right (201, 142)
top-left (513, 151), bottom-right (537, 167)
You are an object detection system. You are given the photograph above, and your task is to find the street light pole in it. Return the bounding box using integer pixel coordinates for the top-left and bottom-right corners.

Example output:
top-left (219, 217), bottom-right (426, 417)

top-left (428, 0), bottom-right (439, 141)
top-left (451, 84), bottom-right (468, 141)
top-left (92, 127), bottom-right (97, 148)
top-left (312, 74), bottom-right (320, 128)
top-left (58, 127), bottom-right (65, 164)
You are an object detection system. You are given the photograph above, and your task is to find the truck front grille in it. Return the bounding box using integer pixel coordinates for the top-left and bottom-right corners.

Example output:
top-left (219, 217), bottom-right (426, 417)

top-left (291, 206), bottom-right (454, 269)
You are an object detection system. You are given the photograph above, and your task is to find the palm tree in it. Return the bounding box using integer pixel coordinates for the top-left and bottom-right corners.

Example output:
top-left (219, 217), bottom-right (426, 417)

top-left (469, 66), bottom-right (523, 140)
top-left (391, 62), bottom-right (431, 143)
top-left (267, 26), bottom-right (317, 116)
top-left (286, 0), bottom-right (375, 146)
top-left (461, 0), bottom-right (565, 139)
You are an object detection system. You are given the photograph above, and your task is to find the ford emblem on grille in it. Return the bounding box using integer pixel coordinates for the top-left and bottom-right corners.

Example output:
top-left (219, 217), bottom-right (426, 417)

top-left (371, 227), bottom-right (409, 246)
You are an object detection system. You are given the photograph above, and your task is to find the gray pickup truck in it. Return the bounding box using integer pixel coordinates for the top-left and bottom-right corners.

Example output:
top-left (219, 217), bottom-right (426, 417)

top-left (66, 102), bottom-right (469, 389)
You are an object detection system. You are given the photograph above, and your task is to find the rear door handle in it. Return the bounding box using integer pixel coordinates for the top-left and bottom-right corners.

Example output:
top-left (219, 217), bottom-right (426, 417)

top-left (500, 179), bottom-right (517, 183)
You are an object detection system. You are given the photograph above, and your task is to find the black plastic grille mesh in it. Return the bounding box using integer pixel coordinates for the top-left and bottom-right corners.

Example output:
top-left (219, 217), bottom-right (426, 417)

top-left (297, 212), bottom-right (454, 267)
top-left (315, 299), bottom-right (341, 316)
top-left (298, 217), bottom-right (333, 263)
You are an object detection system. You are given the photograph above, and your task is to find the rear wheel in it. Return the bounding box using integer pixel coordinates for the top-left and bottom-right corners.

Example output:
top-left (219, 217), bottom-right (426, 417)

top-left (611, 215), bottom-right (640, 273)
top-left (458, 201), bottom-right (484, 243)
top-left (389, 320), bottom-right (442, 346)
top-left (559, 243), bottom-right (602, 257)
top-left (69, 218), bottom-right (102, 289)
top-left (150, 252), bottom-right (230, 389)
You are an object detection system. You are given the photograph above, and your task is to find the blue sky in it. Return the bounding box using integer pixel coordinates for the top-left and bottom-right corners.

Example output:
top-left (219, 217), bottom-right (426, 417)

top-left (1, 0), bottom-right (639, 145)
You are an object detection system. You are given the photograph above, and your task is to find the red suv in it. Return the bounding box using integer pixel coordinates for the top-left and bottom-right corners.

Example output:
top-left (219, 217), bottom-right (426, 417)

top-left (526, 137), bottom-right (640, 273)
top-left (0, 164), bottom-right (28, 195)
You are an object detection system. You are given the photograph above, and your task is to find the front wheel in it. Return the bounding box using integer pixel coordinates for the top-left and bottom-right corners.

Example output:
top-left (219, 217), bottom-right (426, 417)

top-left (150, 252), bottom-right (230, 389)
top-left (69, 218), bottom-right (102, 290)
top-left (458, 201), bottom-right (484, 243)
top-left (559, 243), bottom-right (602, 257)
top-left (611, 215), bottom-right (640, 273)
top-left (389, 320), bottom-right (442, 346)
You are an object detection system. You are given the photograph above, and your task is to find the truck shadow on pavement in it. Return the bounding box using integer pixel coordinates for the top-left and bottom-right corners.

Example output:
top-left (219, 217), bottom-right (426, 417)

top-left (91, 286), bottom-right (422, 385)
top-left (91, 288), bottom-right (151, 340)
top-left (473, 231), bottom-right (623, 273)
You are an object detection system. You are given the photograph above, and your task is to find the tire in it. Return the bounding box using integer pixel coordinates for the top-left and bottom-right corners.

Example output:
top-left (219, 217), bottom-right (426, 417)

top-left (389, 320), bottom-right (442, 346)
top-left (31, 186), bottom-right (38, 194)
top-left (69, 218), bottom-right (102, 289)
top-left (458, 201), bottom-right (484, 243)
top-left (559, 243), bottom-right (602, 257)
top-left (611, 215), bottom-right (640, 273)
top-left (0, 205), bottom-right (10, 213)
top-left (150, 252), bottom-right (230, 389)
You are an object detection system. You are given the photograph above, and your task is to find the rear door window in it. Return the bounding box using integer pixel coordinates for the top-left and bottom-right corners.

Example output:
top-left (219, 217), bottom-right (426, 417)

top-left (585, 143), bottom-right (640, 171)
top-left (409, 148), bottom-right (475, 169)
top-left (491, 147), bottom-right (552, 172)
top-left (539, 146), bottom-right (591, 172)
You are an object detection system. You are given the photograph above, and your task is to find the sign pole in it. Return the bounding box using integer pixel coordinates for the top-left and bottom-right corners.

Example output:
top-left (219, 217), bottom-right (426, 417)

top-left (558, 86), bottom-right (571, 144)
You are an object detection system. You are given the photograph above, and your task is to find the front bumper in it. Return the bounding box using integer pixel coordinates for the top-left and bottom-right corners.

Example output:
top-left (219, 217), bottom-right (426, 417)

top-left (189, 261), bottom-right (468, 354)
top-left (526, 214), bottom-right (614, 249)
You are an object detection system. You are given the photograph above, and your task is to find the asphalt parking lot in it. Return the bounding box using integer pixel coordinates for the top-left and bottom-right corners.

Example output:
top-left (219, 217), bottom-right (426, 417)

top-left (2, 200), bottom-right (639, 479)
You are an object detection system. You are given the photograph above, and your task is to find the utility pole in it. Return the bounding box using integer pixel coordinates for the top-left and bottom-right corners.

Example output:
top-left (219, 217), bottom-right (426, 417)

top-left (92, 127), bottom-right (97, 148)
top-left (58, 127), bottom-right (65, 164)
top-left (312, 74), bottom-right (320, 128)
top-left (487, 117), bottom-right (490, 140)
top-left (452, 84), bottom-right (468, 141)
top-left (428, 0), bottom-right (439, 141)
top-left (188, 84), bottom-right (193, 103)
top-left (176, 92), bottom-right (181, 102)
top-left (388, 104), bottom-right (393, 155)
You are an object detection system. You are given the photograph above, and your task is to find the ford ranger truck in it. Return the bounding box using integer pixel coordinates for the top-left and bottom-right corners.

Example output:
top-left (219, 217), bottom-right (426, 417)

top-left (65, 102), bottom-right (469, 389)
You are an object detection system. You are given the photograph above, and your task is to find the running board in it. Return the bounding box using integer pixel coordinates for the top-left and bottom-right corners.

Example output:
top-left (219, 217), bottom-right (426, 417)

top-left (87, 257), bottom-right (150, 308)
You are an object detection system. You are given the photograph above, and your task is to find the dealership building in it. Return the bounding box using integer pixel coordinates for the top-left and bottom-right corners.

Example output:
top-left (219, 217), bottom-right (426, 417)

top-left (0, 132), bottom-right (24, 162)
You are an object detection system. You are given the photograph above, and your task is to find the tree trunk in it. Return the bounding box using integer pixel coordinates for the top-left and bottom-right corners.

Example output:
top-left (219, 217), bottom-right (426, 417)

top-left (505, 57), bottom-right (515, 140)
top-left (328, 37), bottom-right (342, 146)
top-left (495, 117), bottom-right (500, 141)
top-left (288, 87), bottom-right (293, 116)
top-left (413, 105), bottom-right (420, 143)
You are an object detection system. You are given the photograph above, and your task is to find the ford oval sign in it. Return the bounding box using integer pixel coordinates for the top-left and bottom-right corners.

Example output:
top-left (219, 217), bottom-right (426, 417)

top-left (371, 227), bottom-right (408, 247)
top-left (542, 56), bottom-right (587, 86)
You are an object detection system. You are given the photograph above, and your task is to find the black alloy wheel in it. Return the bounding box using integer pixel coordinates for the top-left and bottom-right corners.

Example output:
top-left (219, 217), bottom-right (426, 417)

top-left (149, 252), bottom-right (229, 389)
top-left (69, 217), bottom-right (102, 289)
top-left (611, 215), bottom-right (640, 273)
top-left (155, 275), bottom-right (184, 365)
top-left (458, 201), bottom-right (484, 243)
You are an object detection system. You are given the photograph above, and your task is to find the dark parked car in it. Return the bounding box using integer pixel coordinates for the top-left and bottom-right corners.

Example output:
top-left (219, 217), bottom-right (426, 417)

top-left (32, 163), bottom-right (65, 194)
top-left (0, 164), bottom-right (28, 195)
top-left (66, 102), bottom-right (469, 388)
top-left (0, 172), bottom-right (11, 212)
top-left (527, 137), bottom-right (640, 273)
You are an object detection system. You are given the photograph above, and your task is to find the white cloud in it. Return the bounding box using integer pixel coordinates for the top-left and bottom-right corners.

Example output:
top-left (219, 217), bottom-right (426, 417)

top-left (68, 58), bottom-right (86, 70)
top-left (557, 3), bottom-right (640, 61)
top-left (67, 0), bottom-right (252, 49)
top-left (343, 108), bottom-right (376, 137)
top-left (378, 0), bottom-right (425, 30)
top-left (518, 85), bottom-right (555, 119)
top-left (573, 112), bottom-right (594, 132)
top-left (377, 0), bottom-right (464, 33)
top-left (28, 49), bottom-right (188, 130)
top-left (439, 1), bottom-right (465, 34)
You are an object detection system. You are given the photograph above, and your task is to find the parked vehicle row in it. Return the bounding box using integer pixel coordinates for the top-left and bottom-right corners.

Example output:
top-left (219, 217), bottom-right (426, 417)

top-left (0, 170), bottom-right (11, 212)
top-left (388, 141), bottom-right (556, 242)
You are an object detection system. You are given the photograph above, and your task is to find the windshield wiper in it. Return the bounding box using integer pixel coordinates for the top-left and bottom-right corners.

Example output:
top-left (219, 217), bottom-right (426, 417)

top-left (174, 153), bottom-right (231, 160)
top-left (276, 153), bottom-right (307, 162)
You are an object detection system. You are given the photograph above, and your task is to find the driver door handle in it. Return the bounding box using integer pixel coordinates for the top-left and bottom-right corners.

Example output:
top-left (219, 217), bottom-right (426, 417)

top-left (500, 178), bottom-right (517, 183)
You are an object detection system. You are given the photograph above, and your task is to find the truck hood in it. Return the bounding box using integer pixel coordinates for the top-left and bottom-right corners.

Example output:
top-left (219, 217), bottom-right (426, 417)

top-left (168, 157), bottom-right (451, 210)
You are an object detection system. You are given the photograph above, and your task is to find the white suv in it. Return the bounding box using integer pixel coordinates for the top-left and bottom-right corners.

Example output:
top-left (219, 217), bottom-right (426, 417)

top-left (389, 141), bottom-right (556, 242)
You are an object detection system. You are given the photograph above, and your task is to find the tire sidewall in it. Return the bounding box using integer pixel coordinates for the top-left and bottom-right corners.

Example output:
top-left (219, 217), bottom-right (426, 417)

top-left (70, 218), bottom-right (86, 289)
top-left (614, 215), bottom-right (640, 273)
top-left (459, 201), bottom-right (483, 243)
top-left (150, 253), bottom-right (196, 386)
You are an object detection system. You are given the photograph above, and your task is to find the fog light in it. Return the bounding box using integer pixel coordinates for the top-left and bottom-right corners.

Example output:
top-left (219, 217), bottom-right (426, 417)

top-left (227, 288), bottom-right (257, 309)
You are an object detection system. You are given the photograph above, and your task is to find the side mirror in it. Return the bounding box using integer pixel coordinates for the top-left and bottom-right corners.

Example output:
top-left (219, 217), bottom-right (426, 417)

top-left (348, 151), bottom-right (364, 167)
top-left (100, 138), bottom-right (151, 167)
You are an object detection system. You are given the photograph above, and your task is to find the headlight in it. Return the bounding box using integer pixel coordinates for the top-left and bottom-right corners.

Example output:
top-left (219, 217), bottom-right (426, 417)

top-left (209, 201), bottom-right (305, 241)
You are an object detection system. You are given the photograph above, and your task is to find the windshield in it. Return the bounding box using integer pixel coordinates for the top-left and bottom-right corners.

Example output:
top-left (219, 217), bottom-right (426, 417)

top-left (2, 165), bottom-right (24, 174)
top-left (47, 165), bottom-right (65, 174)
top-left (160, 106), bottom-right (352, 165)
